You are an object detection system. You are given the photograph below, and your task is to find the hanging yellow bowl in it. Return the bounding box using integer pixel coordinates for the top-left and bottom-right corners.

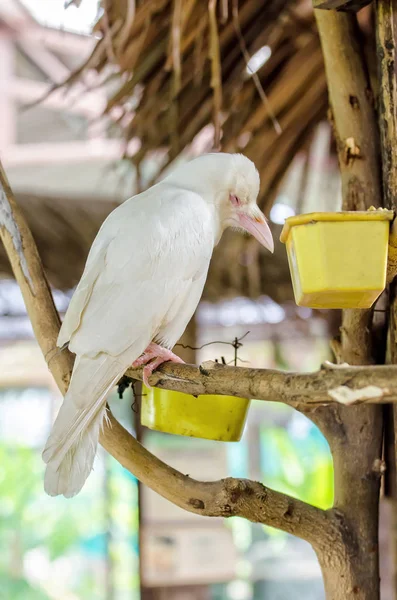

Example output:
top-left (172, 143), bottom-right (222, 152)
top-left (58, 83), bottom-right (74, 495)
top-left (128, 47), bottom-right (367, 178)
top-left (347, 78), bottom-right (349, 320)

top-left (141, 386), bottom-right (250, 441)
top-left (280, 209), bottom-right (394, 309)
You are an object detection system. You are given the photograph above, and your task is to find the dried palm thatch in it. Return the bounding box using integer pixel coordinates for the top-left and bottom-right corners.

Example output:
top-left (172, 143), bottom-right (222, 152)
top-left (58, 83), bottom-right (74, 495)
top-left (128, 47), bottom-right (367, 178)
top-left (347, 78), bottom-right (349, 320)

top-left (2, 1), bottom-right (333, 301)
top-left (0, 193), bottom-right (117, 291)
top-left (74, 0), bottom-right (328, 212)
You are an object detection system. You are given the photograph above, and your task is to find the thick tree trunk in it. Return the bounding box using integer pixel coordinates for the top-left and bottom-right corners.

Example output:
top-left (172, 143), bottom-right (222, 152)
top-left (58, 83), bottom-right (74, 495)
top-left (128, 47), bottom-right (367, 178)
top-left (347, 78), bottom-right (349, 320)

top-left (376, 3), bottom-right (397, 598)
top-left (317, 555), bottom-right (376, 600)
top-left (313, 9), bottom-right (384, 599)
top-left (314, 406), bottom-right (383, 600)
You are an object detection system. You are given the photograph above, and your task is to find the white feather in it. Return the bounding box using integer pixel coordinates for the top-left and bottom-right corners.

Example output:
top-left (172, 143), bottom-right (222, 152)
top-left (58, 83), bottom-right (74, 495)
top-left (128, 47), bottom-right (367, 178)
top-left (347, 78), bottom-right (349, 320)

top-left (44, 153), bottom-right (267, 498)
top-left (43, 353), bottom-right (129, 497)
top-left (66, 187), bottom-right (214, 357)
top-left (44, 189), bottom-right (214, 497)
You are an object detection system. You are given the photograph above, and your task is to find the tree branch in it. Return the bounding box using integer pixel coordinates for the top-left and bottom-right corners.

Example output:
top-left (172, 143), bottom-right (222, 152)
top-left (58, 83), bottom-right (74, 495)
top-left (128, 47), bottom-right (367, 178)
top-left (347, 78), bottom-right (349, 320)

top-left (0, 161), bottom-right (74, 391)
top-left (103, 413), bottom-right (334, 545)
top-left (0, 157), bottom-right (329, 542)
top-left (126, 360), bottom-right (397, 407)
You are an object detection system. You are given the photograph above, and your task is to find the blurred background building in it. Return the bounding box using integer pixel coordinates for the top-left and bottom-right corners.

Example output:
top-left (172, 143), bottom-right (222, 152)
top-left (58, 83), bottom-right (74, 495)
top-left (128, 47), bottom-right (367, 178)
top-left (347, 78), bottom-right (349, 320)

top-left (0, 1), bottom-right (351, 599)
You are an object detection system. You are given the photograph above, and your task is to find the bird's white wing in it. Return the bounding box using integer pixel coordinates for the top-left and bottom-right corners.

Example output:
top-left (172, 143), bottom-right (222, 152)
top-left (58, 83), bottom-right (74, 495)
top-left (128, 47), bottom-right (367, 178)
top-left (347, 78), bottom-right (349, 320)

top-left (57, 237), bottom-right (106, 348)
top-left (63, 184), bottom-right (215, 358)
top-left (155, 270), bottom-right (208, 348)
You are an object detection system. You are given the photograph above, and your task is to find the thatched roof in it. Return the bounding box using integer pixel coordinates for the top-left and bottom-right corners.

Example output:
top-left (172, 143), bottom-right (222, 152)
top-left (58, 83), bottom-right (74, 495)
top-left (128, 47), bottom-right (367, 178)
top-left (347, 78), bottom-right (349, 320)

top-left (2, 0), bottom-right (349, 302)
top-left (0, 193), bottom-right (117, 290)
top-left (83, 0), bottom-right (328, 212)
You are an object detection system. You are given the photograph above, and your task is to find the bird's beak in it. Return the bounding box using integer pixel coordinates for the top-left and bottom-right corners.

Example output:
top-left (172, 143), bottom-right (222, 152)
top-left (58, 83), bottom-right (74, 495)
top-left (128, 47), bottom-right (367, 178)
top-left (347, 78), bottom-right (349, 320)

top-left (237, 207), bottom-right (274, 253)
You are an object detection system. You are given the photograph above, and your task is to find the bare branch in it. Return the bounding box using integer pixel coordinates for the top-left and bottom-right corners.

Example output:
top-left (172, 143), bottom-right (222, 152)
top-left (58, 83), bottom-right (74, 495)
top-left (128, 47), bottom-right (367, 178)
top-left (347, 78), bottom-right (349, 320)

top-left (126, 360), bottom-right (397, 407)
top-left (103, 412), bottom-right (333, 545)
top-left (0, 161), bottom-right (74, 392)
top-left (0, 157), bottom-right (329, 542)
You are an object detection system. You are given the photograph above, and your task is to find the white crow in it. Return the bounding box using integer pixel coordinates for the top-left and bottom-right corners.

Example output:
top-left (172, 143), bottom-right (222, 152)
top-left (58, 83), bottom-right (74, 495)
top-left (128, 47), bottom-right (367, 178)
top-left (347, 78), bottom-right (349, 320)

top-left (43, 153), bottom-right (274, 497)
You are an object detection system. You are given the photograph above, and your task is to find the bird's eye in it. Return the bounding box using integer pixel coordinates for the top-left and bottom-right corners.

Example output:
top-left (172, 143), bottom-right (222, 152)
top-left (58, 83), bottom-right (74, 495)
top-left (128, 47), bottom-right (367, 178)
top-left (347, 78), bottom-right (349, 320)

top-left (230, 194), bottom-right (240, 207)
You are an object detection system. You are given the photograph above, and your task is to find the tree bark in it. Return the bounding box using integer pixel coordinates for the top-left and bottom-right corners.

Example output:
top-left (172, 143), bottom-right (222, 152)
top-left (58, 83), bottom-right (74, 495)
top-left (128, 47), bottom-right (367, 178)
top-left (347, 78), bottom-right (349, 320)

top-left (375, 3), bottom-right (397, 597)
top-left (314, 9), bottom-right (384, 599)
top-left (0, 164), bottom-right (74, 389)
top-left (127, 360), bottom-right (397, 407)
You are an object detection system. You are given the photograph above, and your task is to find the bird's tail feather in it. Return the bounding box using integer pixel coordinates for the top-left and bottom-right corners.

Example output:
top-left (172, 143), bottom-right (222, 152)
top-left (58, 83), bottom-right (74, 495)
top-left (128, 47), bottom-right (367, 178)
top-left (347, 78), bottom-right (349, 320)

top-left (43, 353), bottom-right (125, 498)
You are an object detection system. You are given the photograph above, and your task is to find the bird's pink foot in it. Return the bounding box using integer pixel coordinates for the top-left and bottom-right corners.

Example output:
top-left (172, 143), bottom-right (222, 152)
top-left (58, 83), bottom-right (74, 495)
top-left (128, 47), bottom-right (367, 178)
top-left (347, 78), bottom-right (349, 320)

top-left (132, 343), bottom-right (184, 387)
top-left (132, 343), bottom-right (160, 368)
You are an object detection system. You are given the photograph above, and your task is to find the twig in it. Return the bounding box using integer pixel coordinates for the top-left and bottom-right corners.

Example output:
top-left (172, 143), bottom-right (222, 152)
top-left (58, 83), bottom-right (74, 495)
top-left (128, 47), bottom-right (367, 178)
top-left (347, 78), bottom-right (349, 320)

top-left (117, 0), bottom-right (136, 56)
top-left (175, 330), bottom-right (250, 351)
top-left (208, 0), bottom-right (222, 148)
top-left (232, 0), bottom-right (281, 135)
top-left (102, 0), bottom-right (117, 64)
top-left (171, 0), bottom-right (182, 96)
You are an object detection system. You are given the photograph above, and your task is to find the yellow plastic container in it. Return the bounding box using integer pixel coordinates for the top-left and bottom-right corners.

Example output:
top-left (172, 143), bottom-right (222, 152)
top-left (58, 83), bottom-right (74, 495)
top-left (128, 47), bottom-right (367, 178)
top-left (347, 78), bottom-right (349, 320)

top-left (280, 209), bottom-right (394, 309)
top-left (141, 386), bottom-right (250, 441)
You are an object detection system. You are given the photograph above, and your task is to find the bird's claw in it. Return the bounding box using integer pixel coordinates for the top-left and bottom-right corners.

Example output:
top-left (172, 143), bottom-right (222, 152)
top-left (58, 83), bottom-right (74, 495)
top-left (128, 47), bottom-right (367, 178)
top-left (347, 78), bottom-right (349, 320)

top-left (133, 343), bottom-right (185, 387)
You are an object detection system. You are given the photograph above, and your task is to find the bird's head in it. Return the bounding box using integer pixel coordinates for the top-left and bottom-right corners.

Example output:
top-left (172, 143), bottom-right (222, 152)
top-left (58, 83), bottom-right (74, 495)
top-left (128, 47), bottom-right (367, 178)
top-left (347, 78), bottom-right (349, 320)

top-left (167, 153), bottom-right (273, 253)
top-left (219, 153), bottom-right (274, 253)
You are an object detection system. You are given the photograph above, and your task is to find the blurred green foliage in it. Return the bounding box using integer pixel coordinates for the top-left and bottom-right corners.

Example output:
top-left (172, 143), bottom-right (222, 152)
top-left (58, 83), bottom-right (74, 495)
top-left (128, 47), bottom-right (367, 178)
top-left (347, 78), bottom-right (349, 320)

top-left (0, 442), bottom-right (139, 599)
top-left (260, 426), bottom-right (333, 510)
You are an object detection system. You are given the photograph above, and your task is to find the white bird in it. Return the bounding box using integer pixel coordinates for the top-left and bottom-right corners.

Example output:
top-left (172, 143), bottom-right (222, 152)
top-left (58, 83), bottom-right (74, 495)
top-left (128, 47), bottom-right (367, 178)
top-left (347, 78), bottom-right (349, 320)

top-left (43, 152), bottom-right (274, 498)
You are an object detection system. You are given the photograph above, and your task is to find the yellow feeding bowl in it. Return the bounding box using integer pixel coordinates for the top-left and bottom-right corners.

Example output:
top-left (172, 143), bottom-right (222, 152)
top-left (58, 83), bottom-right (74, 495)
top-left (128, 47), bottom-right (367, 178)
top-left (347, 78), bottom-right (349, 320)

top-left (280, 209), bottom-right (394, 309)
top-left (141, 386), bottom-right (250, 442)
